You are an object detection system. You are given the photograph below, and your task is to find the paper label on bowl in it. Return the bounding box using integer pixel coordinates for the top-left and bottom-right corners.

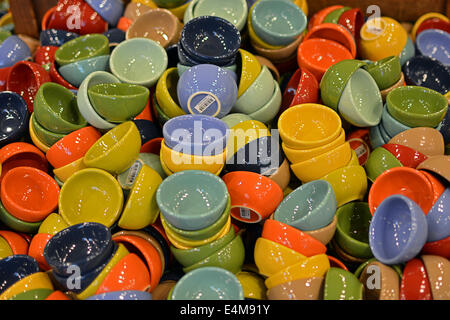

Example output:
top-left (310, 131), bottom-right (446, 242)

top-left (193, 94), bottom-right (216, 114)
top-left (125, 160), bottom-right (143, 187)
top-left (240, 208), bottom-right (251, 220)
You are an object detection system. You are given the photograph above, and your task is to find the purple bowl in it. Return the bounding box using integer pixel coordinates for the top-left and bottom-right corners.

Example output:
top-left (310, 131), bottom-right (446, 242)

top-left (426, 187), bottom-right (450, 242)
top-left (86, 0), bottom-right (124, 26)
top-left (416, 29), bottom-right (450, 66)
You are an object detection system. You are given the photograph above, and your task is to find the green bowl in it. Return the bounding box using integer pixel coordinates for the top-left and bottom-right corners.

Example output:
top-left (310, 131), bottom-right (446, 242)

top-left (88, 83), bottom-right (149, 123)
top-left (323, 7), bottom-right (351, 24)
top-left (31, 113), bottom-right (66, 147)
top-left (9, 288), bottom-right (54, 300)
top-left (367, 56), bottom-right (402, 90)
top-left (386, 86), bottom-right (448, 128)
top-left (320, 59), bottom-right (368, 111)
top-left (324, 267), bottom-right (363, 300)
top-left (182, 234), bottom-right (245, 274)
top-left (153, 94), bottom-right (171, 126)
top-left (170, 227), bottom-right (235, 268)
top-left (0, 199), bottom-right (42, 233)
top-left (54, 34), bottom-right (110, 67)
top-left (34, 82), bottom-right (87, 134)
top-left (335, 202), bottom-right (373, 259)
top-left (364, 147), bottom-right (403, 182)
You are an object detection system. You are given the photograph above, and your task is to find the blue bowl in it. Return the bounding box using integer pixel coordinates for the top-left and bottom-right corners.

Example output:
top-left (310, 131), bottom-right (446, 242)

top-left (0, 255), bottom-right (40, 294)
top-left (177, 41), bottom-right (203, 67)
top-left (44, 222), bottom-right (114, 277)
top-left (132, 119), bottom-right (162, 145)
top-left (166, 43), bottom-right (180, 68)
top-left (58, 55), bottom-right (110, 88)
top-left (381, 104), bottom-right (412, 138)
top-left (177, 64), bottom-right (238, 118)
top-left (162, 114), bottom-right (229, 156)
top-left (0, 91), bottom-right (29, 147)
top-left (369, 194), bottom-right (428, 265)
top-left (426, 187), bottom-right (450, 242)
top-left (39, 29), bottom-right (79, 47)
top-left (86, 290), bottom-right (152, 300)
top-left (180, 16), bottom-right (241, 65)
top-left (416, 29), bottom-right (450, 66)
top-left (399, 36), bottom-right (415, 66)
top-left (369, 124), bottom-right (390, 150)
top-left (0, 36), bottom-right (31, 68)
top-left (224, 135), bottom-right (285, 176)
top-left (403, 55), bottom-right (450, 95)
top-left (379, 121), bottom-right (392, 142)
top-left (438, 107), bottom-right (450, 145)
top-left (103, 28), bottom-right (125, 45)
top-left (86, 0), bottom-right (124, 26)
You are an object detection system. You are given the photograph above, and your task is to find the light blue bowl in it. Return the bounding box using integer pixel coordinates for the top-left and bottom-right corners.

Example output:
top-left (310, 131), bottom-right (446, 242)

top-left (399, 36), bottom-right (415, 66)
top-left (381, 104), bottom-right (411, 138)
top-left (251, 0), bottom-right (307, 46)
top-left (416, 29), bottom-right (450, 66)
top-left (171, 267), bottom-right (244, 300)
top-left (85, 0), bottom-right (124, 26)
top-left (369, 194), bottom-right (428, 265)
top-left (177, 63), bottom-right (237, 80)
top-left (177, 64), bottom-right (238, 118)
top-left (86, 290), bottom-right (152, 300)
top-left (274, 180), bottom-right (337, 231)
top-left (156, 170), bottom-right (229, 231)
top-left (58, 55), bottom-right (110, 88)
top-left (379, 122), bottom-right (392, 142)
top-left (369, 124), bottom-right (389, 150)
top-left (0, 35), bottom-right (31, 68)
top-left (426, 187), bottom-right (450, 242)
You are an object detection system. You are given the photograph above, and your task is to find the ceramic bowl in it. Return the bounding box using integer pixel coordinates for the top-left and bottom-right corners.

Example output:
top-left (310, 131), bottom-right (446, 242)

top-left (9, 288), bottom-right (54, 300)
top-left (247, 79), bottom-right (281, 124)
top-left (278, 103), bottom-right (342, 150)
top-left (416, 17), bottom-right (450, 37)
top-left (0, 142), bottom-right (48, 180)
top-left (399, 36), bottom-right (415, 66)
top-left (0, 255), bottom-right (40, 295)
top-left (58, 55), bottom-right (110, 88)
top-left (0, 167), bottom-right (59, 223)
top-left (382, 143), bottom-right (428, 168)
top-left (359, 261), bottom-right (400, 300)
top-left (338, 68), bottom-right (383, 127)
top-left (30, 113), bottom-right (65, 147)
top-left (367, 56), bottom-right (402, 90)
top-left (155, 67), bottom-right (186, 119)
top-left (54, 34), bottom-right (109, 67)
top-left (156, 170), bottom-right (228, 231)
top-left (400, 258), bottom-right (433, 300)
top-left (126, 8), bottom-right (182, 48)
top-left (85, 0), bottom-right (123, 26)
top-left (58, 168), bottom-right (124, 227)
top-left (103, 28), bottom-right (125, 46)
top-left (386, 86), bottom-right (448, 128)
top-left (364, 146), bottom-right (403, 182)
top-left (180, 16), bottom-right (241, 65)
top-left (0, 230), bottom-right (29, 257)
top-left (0, 35), bottom-right (31, 68)
top-left (83, 121), bottom-right (141, 174)
top-left (39, 29), bottom-right (79, 47)
top-left (220, 113), bottom-right (253, 129)
top-left (48, 61), bottom-right (78, 91)
top-left (403, 55), bottom-right (450, 95)
top-left (417, 155), bottom-right (450, 182)
top-left (0, 200), bottom-right (42, 233)
top-left (369, 194), bottom-right (428, 265)
top-left (421, 236), bottom-right (450, 258)
top-left (177, 64), bottom-right (238, 118)
top-left (43, 222), bottom-right (113, 276)
top-left (124, 1), bottom-right (155, 21)
top-left (0, 272), bottom-right (53, 300)
top-left (38, 213), bottom-right (69, 236)
top-left (109, 38), bottom-right (168, 88)
top-left (421, 255), bottom-right (450, 300)
top-left (290, 142), bottom-right (352, 183)
top-left (163, 114), bottom-right (229, 156)
top-left (33, 82), bottom-right (87, 134)
top-left (337, 7), bottom-right (364, 39)
top-left (416, 29), bottom-right (450, 66)
top-left (274, 180), bottom-right (336, 231)
top-left (411, 12), bottom-right (449, 41)
top-left (131, 119), bottom-right (161, 146)
top-left (235, 271), bottom-right (267, 300)
top-left (426, 187), bottom-right (450, 242)
top-left (171, 267), bottom-right (244, 300)
top-left (381, 104), bottom-right (413, 138)
top-left (250, 0), bottom-right (306, 46)
top-left (193, 0), bottom-right (248, 31)
top-left (223, 171), bottom-right (283, 223)
top-left (0, 92), bottom-right (29, 147)
top-left (267, 276), bottom-right (324, 300)
top-left (389, 127), bottom-right (445, 157)
top-left (380, 72), bottom-right (406, 102)
top-left (236, 49), bottom-right (261, 99)
top-left (323, 267), bottom-right (363, 300)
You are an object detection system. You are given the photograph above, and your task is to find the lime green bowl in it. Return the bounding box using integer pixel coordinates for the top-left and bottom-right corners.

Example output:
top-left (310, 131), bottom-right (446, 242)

top-left (31, 113), bottom-right (66, 147)
top-left (54, 34), bottom-right (110, 67)
top-left (0, 199), bottom-right (42, 233)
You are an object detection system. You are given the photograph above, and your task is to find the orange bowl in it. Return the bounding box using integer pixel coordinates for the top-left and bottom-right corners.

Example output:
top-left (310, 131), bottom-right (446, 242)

top-left (0, 230), bottom-right (29, 255)
top-left (368, 167), bottom-right (434, 215)
top-left (419, 170), bottom-right (446, 206)
top-left (28, 233), bottom-right (52, 270)
top-left (45, 291), bottom-right (70, 300)
top-left (308, 5), bottom-right (344, 30)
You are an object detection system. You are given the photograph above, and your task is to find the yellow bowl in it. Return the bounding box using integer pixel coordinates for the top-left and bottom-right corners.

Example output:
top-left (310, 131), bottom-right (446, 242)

top-left (155, 67), bottom-right (186, 119)
top-left (411, 12), bottom-right (449, 41)
top-left (160, 139), bottom-right (226, 174)
top-left (0, 235), bottom-right (13, 259)
top-left (38, 213), bottom-right (69, 235)
top-left (264, 254), bottom-right (330, 289)
top-left (254, 237), bottom-right (306, 277)
top-left (294, 0), bottom-right (308, 16)
top-left (0, 272), bottom-right (54, 300)
top-left (29, 116), bottom-right (51, 153)
top-left (237, 49), bottom-right (262, 98)
top-left (347, 149), bottom-right (359, 167)
top-left (83, 121), bottom-right (141, 175)
top-left (278, 104), bottom-right (342, 150)
top-left (59, 168), bottom-right (124, 227)
top-left (168, 1), bottom-right (190, 21)
top-left (236, 271), bottom-right (267, 300)
top-left (247, 2), bottom-right (284, 50)
top-left (291, 142), bottom-right (352, 183)
top-left (53, 158), bottom-right (87, 183)
top-left (321, 165), bottom-right (368, 208)
top-left (359, 16), bottom-right (407, 61)
top-left (226, 120), bottom-right (270, 158)
top-left (76, 243), bottom-right (129, 300)
top-left (118, 164), bottom-right (163, 230)
top-left (282, 128), bottom-right (346, 164)
top-left (160, 153), bottom-right (223, 177)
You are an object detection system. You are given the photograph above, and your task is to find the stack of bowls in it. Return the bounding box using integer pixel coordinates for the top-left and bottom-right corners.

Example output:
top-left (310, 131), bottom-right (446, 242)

top-left (248, 0), bottom-right (307, 66)
top-left (411, 12), bottom-right (449, 42)
top-left (278, 104), bottom-right (353, 183)
top-left (54, 34), bottom-right (111, 88)
top-left (157, 170), bottom-right (245, 274)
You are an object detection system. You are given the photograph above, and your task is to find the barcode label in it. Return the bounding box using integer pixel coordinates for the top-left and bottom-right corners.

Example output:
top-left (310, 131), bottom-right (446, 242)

top-left (193, 94), bottom-right (216, 113)
top-left (240, 208), bottom-right (251, 220)
top-left (125, 161), bottom-right (142, 186)
top-left (355, 144), bottom-right (368, 158)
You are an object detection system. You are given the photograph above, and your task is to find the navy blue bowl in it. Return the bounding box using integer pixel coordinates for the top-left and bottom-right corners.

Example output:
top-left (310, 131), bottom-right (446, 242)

top-left (0, 91), bottom-right (29, 147)
top-left (178, 39), bottom-right (236, 67)
top-left (166, 43), bottom-right (180, 69)
top-left (403, 55), bottom-right (450, 95)
top-left (0, 255), bottom-right (40, 294)
top-left (103, 28), bottom-right (125, 45)
top-left (51, 242), bottom-right (117, 293)
top-left (40, 29), bottom-right (79, 47)
top-left (142, 225), bottom-right (171, 272)
top-left (438, 107), bottom-right (450, 145)
top-left (177, 42), bottom-right (203, 67)
top-left (132, 119), bottom-right (162, 145)
top-left (44, 222), bottom-right (114, 277)
top-left (180, 16), bottom-right (241, 65)
top-left (224, 135), bottom-right (285, 176)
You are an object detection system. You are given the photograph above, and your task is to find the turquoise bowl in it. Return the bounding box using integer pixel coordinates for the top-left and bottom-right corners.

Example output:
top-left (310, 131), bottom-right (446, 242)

top-left (399, 36), bottom-right (415, 66)
top-left (58, 55), bottom-right (110, 88)
top-left (274, 180), bottom-right (337, 231)
top-left (381, 104), bottom-right (412, 138)
top-left (369, 124), bottom-right (390, 150)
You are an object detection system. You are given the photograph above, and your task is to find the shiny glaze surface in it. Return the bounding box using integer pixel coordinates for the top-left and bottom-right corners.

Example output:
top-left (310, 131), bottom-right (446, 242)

top-left (324, 267), bottom-right (363, 300)
top-left (337, 8), bottom-right (364, 39)
top-left (58, 55), bottom-right (110, 88)
top-left (267, 277), bottom-right (324, 300)
top-left (0, 255), bottom-right (40, 294)
top-left (85, 0), bottom-right (124, 26)
top-left (193, 0), bottom-right (247, 31)
top-left (87, 290), bottom-right (152, 300)
top-left (365, 146), bottom-right (403, 181)
top-left (421, 255), bottom-right (450, 300)
top-left (359, 261), bottom-right (400, 300)
top-left (404, 56), bottom-right (450, 95)
top-left (236, 49), bottom-right (262, 99)
top-left (54, 34), bottom-right (109, 67)
top-left (400, 258), bottom-right (432, 300)
top-left (0, 36), bottom-right (31, 68)
top-left (0, 92), bottom-right (29, 147)
top-left (416, 29), bottom-right (450, 66)
top-left (39, 29), bottom-right (79, 47)
top-left (382, 143), bottom-right (428, 168)
top-left (417, 155), bottom-right (450, 182)
top-left (389, 127), bottom-right (445, 156)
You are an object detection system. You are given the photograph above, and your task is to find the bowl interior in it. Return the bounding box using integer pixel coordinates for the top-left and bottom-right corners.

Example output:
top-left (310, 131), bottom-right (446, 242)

top-left (299, 38), bottom-right (353, 70)
top-left (194, 0), bottom-right (247, 28)
top-left (56, 34), bottom-right (108, 63)
top-left (41, 84), bottom-right (84, 125)
top-left (127, 10), bottom-right (178, 45)
top-left (337, 202), bottom-right (371, 243)
top-left (404, 56), bottom-right (450, 95)
top-left (84, 122), bottom-right (133, 160)
top-left (88, 83), bottom-right (148, 99)
top-left (388, 86), bottom-right (447, 116)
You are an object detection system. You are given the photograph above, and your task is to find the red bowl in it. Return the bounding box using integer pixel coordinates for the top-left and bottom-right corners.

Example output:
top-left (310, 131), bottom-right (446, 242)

top-left (400, 258), bottom-right (432, 300)
top-left (6, 61), bottom-right (51, 113)
top-left (382, 143), bottom-right (428, 168)
top-left (34, 46), bottom-right (59, 66)
top-left (41, 6), bottom-right (57, 31)
top-left (338, 8), bottom-right (364, 41)
top-left (421, 236), bottom-right (450, 258)
top-left (140, 137), bottom-right (163, 154)
top-left (416, 18), bottom-right (450, 38)
top-left (0, 66), bottom-right (11, 91)
top-left (327, 255), bottom-right (348, 271)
